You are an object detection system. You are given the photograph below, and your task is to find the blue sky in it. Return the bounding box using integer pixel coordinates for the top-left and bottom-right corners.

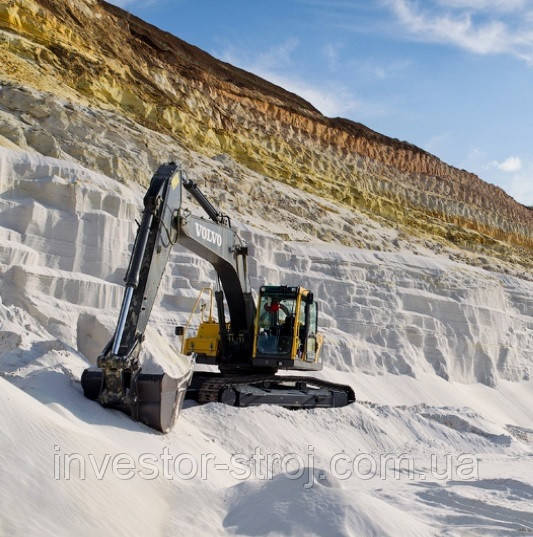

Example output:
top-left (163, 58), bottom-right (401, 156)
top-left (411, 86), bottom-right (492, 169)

top-left (112, 0), bottom-right (533, 206)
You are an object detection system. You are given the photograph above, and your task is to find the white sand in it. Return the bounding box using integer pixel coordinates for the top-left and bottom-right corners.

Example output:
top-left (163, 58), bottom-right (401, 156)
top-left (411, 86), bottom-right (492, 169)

top-left (0, 148), bottom-right (532, 537)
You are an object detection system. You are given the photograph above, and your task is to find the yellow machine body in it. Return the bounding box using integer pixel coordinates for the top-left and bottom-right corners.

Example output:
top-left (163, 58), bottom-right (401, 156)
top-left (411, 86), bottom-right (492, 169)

top-left (183, 321), bottom-right (220, 357)
top-left (183, 285), bottom-right (323, 372)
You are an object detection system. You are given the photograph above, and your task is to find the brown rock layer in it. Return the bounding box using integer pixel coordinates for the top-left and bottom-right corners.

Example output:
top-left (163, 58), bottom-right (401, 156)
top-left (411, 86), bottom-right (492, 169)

top-left (0, 0), bottom-right (531, 261)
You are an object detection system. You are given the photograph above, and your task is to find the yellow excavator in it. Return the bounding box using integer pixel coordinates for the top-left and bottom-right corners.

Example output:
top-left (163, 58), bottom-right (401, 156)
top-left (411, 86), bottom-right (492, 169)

top-left (81, 163), bottom-right (355, 432)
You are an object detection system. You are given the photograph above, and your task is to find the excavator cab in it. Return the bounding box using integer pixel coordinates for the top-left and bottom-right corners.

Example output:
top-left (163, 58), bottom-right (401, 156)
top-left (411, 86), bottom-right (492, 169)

top-left (184, 284), bottom-right (323, 372)
top-left (253, 286), bottom-right (323, 371)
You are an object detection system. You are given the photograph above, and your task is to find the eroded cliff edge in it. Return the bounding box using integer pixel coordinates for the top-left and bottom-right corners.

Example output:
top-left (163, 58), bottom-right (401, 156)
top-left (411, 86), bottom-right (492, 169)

top-left (0, 0), bottom-right (531, 269)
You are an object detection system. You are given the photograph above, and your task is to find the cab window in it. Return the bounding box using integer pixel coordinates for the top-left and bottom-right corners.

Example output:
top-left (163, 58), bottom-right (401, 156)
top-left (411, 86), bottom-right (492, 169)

top-left (257, 295), bottom-right (296, 355)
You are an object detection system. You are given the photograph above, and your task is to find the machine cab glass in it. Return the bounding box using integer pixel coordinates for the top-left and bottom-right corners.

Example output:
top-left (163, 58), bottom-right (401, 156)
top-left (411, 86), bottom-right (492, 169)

top-left (254, 284), bottom-right (321, 367)
top-left (256, 289), bottom-right (299, 357)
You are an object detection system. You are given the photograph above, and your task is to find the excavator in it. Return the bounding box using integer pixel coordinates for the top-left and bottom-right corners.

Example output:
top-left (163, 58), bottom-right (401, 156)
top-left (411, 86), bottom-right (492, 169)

top-left (81, 162), bottom-right (355, 432)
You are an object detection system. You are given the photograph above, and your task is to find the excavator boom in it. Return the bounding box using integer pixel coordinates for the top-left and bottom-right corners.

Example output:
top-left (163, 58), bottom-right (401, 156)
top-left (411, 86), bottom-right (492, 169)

top-left (81, 162), bottom-right (354, 432)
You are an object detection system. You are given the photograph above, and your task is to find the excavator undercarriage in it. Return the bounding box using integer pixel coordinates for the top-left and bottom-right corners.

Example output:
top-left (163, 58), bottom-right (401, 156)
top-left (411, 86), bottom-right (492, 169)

top-left (187, 372), bottom-right (354, 408)
top-left (80, 162), bottom-right (355, 432)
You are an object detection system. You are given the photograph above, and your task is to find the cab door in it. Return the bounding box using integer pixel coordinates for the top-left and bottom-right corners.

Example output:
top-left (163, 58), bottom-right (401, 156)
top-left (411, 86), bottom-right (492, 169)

top-left (304, 301), bottom-right (319, 363)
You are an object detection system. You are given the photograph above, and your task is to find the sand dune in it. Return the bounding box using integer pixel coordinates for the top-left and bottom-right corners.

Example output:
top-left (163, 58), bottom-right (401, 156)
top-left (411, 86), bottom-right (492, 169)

top-left (0, 148), bottom-right (531, 536)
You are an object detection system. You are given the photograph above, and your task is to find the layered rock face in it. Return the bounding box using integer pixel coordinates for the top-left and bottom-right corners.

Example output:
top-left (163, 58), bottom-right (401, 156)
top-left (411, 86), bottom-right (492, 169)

top-left (0, 0), bottom-right (531, 267)
top-left (1, 149), bottom-right (531, 392)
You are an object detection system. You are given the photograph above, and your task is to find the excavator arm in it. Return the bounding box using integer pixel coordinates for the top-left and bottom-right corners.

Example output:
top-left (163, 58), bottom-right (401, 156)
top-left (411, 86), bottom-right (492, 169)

top-left (81, 163), bottom-right (185, 431)
top-left (178, 180), bottom-right (256, 366)
top-left (81, 162), bottom-right (254, 430)
top-left (113, 163), bottom-right (181, 360)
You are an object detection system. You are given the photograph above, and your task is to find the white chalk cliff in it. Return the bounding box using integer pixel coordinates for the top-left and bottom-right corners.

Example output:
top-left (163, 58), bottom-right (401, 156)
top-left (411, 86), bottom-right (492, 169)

top-left (0, 148), bottom-right (532, 536)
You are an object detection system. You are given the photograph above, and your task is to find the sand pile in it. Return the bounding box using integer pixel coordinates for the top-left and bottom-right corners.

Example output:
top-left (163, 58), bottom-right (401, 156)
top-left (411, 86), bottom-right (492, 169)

top-left (0, 148), bottom-right (532, 536)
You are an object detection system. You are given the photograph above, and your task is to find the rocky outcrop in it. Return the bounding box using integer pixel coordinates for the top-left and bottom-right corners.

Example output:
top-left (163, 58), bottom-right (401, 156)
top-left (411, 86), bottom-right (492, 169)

top-left (0, 0), bottom-right (531, 266)
top-left (2, 149), bottom-right (531, 388)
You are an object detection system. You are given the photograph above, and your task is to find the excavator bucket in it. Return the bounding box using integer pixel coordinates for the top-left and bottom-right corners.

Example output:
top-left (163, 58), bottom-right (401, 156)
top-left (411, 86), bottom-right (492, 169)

top-left (81, 367), bottom-right (191, 433)
top-left (135, 372), bottom-right (188, 432)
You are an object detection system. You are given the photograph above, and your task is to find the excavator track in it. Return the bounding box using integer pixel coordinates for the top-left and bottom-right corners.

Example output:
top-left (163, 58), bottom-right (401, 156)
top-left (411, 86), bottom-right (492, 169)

top-left (187, 371), bottom-right (355, 408)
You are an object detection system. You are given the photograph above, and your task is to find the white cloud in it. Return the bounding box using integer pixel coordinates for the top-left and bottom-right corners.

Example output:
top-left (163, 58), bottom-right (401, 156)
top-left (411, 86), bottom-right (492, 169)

top-left (422, 132), bottom-right (453, 154)
top-left (256, 70), bottom-right (359, 117)
top-left (436, 0), bottom-right (526, 12)
top-left (386, 0), bottom-right (533, 64)
top-left (218, 41), bottom-right (360, 117)
top-left (357, 58), bottom-right (412, 80)
top-left (253, 38), bottom-right (300, 71)
top-left (499, 168), bottom-right (533, 205)
top-left (458, 149), bottom-right (532, 205)
top-left (485, 156), bottom-right (532, 205)
top-left (323, 42), bottom-right (343, 71)
top-left (494, 155), bottom-right (522, 172)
